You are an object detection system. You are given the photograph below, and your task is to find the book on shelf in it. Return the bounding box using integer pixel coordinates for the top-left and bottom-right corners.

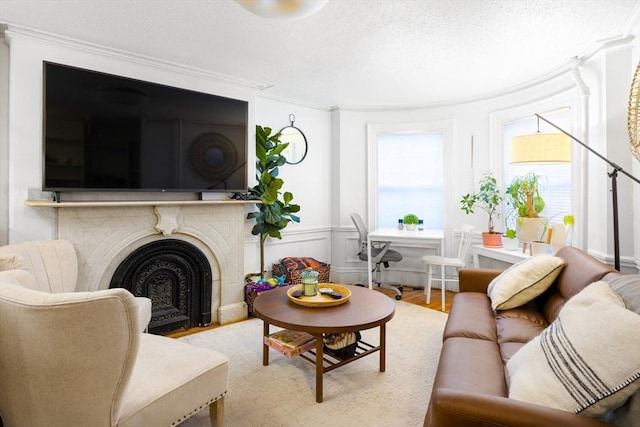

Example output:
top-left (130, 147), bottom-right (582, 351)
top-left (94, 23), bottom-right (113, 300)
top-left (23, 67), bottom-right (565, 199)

top-left (264, 329), bottom-right (316, 358)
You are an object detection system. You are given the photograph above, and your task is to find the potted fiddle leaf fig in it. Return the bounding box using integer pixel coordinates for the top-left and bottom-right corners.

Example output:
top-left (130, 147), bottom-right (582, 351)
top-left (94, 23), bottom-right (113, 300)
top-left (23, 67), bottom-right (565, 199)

top-left (247, 125), bottom-right (301, 278)
top-left (460, 172), bottom-right (503, 247)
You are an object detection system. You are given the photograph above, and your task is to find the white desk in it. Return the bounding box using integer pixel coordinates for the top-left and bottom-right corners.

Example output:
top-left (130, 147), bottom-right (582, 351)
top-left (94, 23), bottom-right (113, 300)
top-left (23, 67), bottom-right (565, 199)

top-left (472, 244), bottom-right (530, 268)
top-left (366, 228), bottom-right (445, 289)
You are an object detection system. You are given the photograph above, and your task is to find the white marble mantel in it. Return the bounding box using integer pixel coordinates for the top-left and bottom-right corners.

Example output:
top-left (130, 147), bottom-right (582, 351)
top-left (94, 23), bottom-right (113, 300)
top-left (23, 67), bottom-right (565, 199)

top-left (25, 199), bottom-right (254, 325)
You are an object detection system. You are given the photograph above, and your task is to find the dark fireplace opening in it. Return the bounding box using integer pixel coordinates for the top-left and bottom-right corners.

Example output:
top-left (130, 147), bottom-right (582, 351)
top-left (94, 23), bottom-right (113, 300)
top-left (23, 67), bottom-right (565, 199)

top-left (110, 239), bottom-right (212, 335)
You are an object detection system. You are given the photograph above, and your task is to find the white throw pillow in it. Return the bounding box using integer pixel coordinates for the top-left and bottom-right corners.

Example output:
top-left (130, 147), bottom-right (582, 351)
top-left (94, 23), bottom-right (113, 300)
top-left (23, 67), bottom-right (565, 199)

top-left (506, 280), bottom-right (640, 417)
top-left (487, 255), bottom-right (565, 310)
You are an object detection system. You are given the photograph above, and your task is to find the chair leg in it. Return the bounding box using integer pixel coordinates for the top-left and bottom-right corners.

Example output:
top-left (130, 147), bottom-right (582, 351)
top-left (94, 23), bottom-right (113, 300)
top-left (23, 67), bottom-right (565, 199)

top-left (375, 262), bottom-right (402, 299)
top-left (209, 397), bottom-right (224, 427)
top-left (425, 265), bottom-right (432, 304)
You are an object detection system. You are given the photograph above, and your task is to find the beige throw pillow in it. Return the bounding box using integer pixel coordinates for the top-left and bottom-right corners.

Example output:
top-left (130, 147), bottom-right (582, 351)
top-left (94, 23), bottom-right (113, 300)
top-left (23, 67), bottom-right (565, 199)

top-left (506, 281), bottom-right (640, 417)
top-left (487, 255), bottom-right (565, 310)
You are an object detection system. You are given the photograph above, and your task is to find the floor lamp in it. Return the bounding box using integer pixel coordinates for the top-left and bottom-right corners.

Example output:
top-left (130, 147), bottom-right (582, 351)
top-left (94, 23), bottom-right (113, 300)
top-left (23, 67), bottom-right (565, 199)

top-left (510, 113), bottom-right (640, 271)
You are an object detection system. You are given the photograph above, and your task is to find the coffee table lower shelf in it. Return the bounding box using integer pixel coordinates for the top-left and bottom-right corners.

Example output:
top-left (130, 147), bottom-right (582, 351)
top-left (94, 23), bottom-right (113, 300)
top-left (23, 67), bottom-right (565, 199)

top-left (299, 340), bottom-right (379, 374)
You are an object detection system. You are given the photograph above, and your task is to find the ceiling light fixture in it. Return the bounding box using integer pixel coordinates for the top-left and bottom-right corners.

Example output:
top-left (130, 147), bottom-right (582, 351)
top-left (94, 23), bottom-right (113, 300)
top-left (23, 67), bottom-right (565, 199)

top-left (235, 0), bottom-right (329, 20)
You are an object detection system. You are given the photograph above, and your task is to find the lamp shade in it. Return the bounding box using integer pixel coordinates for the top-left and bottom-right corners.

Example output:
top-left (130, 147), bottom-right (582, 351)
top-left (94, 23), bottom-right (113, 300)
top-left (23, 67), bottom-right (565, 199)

top-left (236, 0), bottom-right (329, 19)
top-left (509, 133), bottom-right (571, 164)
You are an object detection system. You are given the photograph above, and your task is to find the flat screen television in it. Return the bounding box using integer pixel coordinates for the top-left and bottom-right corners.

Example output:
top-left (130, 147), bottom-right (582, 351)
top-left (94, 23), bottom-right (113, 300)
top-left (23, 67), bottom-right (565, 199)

top-left (43, 61), bottom-right (248, 194)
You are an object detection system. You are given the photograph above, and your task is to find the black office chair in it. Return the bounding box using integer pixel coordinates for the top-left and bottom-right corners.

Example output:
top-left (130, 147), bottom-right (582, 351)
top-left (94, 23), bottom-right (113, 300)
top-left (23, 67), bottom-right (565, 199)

top-left (350, 213), bottom-right (403, 300)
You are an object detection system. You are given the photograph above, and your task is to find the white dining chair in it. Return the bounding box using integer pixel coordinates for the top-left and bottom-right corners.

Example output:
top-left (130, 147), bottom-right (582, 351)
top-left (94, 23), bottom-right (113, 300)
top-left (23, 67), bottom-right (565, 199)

top-left (421, 225), bottom-right (474, 311)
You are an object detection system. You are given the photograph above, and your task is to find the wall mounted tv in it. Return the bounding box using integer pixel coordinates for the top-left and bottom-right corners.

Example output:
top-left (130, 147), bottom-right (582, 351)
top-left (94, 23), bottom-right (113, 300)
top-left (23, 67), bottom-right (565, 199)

top-left (43, 61), bottom-right (248, 194)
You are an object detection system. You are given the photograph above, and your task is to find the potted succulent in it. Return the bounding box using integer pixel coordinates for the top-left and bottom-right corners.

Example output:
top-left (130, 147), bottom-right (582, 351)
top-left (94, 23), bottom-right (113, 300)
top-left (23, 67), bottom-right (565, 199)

top-left (460, 172), bottom-right (503, 247)
top-left (247, 125), bottom-right (301, 278)
top-left (403, 213), bottom-right (420, 231)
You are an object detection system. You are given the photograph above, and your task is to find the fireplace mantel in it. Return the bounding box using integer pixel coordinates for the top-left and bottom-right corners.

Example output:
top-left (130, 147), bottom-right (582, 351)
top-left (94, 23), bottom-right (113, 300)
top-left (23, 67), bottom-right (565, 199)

top-left (25, 198), bottom-right (255, 326)
top-left (25, 199), bottom-right (257, 208)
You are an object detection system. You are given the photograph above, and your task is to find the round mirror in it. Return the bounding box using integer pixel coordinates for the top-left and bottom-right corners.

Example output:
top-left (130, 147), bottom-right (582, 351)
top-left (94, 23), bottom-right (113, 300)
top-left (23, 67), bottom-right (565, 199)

top-left (279, 114), bottom-right (308, 165)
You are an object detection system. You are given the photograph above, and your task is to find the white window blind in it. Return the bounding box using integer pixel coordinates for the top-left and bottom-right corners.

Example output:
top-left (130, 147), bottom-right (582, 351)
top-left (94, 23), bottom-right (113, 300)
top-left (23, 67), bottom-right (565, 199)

top-left (377, 132), bottom-right (444, 229)
top-left (503, 108), bottom-right (572, 228)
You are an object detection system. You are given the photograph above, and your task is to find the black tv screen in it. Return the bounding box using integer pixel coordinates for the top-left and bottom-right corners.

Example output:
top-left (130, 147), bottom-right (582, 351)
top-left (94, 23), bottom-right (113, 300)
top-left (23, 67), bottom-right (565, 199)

top-left (43, 61), bottom-right (248, 193)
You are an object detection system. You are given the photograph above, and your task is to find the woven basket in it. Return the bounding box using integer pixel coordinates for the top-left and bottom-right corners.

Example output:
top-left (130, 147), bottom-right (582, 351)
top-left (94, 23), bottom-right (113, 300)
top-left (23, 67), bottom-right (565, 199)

top-left (323, 331), bottom-right (361, 359)
top-left (245, 283), bottom-right (291, 317)
top-left (272, 261), bottom-right (330, 285)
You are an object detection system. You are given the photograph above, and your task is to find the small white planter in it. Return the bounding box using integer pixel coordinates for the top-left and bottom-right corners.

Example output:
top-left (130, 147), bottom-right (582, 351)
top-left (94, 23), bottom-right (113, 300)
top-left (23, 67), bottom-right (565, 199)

top-left (501, 236), bottom-right (519, 251)
top-left (531, 241), bottom-right (550, 256)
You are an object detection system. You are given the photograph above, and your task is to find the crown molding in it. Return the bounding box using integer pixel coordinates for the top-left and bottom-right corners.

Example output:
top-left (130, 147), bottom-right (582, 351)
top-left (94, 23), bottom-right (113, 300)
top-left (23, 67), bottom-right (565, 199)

top-left (1, 23), bottom-right (266, 92)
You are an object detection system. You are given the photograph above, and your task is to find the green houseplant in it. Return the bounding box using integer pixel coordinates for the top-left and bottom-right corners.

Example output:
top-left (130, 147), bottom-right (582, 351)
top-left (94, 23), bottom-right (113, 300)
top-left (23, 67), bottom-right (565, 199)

top-left (505, 172), bottom-right (546, 218)
top-left (402, 213), bottom-right (419, 230)
top-left (505, 172), bottom-right (547, 243)
top-left (460, 172), bottom-right (503, 247)
top-left (247, 125), bottom-right (301, 278)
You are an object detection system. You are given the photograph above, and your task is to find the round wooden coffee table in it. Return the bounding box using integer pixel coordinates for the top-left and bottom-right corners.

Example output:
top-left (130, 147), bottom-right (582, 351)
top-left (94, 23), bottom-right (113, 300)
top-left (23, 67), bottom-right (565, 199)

top-left (253, 285), bottom-right (395, 402)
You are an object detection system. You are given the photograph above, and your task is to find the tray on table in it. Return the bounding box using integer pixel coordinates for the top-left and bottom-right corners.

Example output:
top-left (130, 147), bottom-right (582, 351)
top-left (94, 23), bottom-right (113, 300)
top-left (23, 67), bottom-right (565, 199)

top-left (286, 283), bottom-right (351, 307)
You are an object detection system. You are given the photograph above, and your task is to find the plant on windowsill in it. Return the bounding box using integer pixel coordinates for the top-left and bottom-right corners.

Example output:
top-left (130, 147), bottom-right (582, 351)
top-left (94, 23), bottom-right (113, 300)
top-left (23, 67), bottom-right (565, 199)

top-left (402, 213), bottom-right (420, 231)
top-left (528, 213), bottom-right (575, 255)
top-left (505, 171), bottom-right (546, 218)
top-left (247, 125), bottom-right (301, 279)
top-left (501, 227), bottom-right (519, 251)
top-left (460, 172), bottom-right (503, 248)
top-left (505, 172), bottom-right (547, 244)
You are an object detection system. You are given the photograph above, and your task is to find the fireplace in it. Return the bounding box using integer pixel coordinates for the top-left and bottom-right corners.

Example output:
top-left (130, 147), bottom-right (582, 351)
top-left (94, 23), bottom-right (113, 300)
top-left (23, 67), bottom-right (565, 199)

top-left (33, 200), bottom-right (251, 326)
top-left (110, 239), bottom-right (212, 334)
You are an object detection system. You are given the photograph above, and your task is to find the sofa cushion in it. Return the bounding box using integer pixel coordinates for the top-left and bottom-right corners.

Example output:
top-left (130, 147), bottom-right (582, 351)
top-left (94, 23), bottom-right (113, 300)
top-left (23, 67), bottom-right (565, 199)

top-left (496, 306), bottom-right (548, 344)
top-left (434, 337), bottom-right (508, 396)
top-left (608, 274), bottom-right (640, 314)
top-left (442, 292), bottom-right (497, 342)
top-left (506, 280), bottom-right (640, 418)
top-left (487, 255), bottom-right (565, 310)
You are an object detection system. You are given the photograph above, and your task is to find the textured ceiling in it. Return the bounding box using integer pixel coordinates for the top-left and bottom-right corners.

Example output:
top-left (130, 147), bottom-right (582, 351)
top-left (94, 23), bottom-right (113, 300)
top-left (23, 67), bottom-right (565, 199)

top-left (0, 0), bottom-right (639, 108)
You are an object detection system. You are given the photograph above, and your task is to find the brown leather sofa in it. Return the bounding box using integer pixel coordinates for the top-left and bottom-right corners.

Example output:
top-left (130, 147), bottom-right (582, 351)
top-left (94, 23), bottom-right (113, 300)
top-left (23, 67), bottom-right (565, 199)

top-left (424, 246), bottom-right (635, 427)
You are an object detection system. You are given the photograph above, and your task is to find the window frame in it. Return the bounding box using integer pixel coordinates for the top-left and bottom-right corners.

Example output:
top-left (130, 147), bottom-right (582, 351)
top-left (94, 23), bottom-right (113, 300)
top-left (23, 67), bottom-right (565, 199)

top-left (366, 120), bottom-right (454, 232)
top-left (489, 91), bottom-right (583, 246)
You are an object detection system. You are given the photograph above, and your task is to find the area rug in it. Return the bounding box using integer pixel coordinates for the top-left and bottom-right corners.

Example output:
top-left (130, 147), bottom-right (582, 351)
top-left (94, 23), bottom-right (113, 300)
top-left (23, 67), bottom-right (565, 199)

top-left (178, 300), bottom-right (447, 427)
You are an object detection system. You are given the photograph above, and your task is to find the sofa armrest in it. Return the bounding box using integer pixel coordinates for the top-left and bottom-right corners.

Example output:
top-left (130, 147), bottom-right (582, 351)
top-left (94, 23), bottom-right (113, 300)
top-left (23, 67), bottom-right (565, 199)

top-left (426, 389), bottom-right (611, 427)
top-left (458, 268), bottom-right (503, 293)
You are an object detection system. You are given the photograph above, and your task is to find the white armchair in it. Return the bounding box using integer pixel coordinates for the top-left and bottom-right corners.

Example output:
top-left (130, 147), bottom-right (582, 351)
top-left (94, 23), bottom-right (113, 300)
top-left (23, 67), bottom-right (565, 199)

top-left (0, 282), bottom-right (229, 426)
top-left (0, 240), bottom-right (151, 332)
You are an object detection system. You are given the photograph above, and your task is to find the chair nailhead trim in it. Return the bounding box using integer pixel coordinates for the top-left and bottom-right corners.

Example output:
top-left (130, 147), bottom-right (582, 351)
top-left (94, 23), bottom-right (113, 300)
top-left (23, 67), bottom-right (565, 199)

top-left (169, 391), bottom-right (228, 426)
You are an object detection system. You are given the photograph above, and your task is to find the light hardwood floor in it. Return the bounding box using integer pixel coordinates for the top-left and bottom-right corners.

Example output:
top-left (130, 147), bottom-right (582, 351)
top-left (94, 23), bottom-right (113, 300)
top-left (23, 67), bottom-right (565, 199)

top-left (375, 286), bottom-right (453, 314)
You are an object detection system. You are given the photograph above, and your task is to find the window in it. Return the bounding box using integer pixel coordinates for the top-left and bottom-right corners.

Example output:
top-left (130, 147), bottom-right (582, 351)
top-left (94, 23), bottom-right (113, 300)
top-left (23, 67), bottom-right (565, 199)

top-left (374, 130), bottom-right (445, 229)
top-left (503, 108), bottom-right (572, 227)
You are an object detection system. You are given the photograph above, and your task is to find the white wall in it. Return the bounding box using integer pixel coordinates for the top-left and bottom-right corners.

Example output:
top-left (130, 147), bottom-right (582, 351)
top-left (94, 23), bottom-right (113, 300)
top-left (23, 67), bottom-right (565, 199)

top-left (329, 39), bottom-right (640, 284)
top-left (248, 96), bottom-right (333, 274)
top-left (1, 24), bottom-right (638, 288)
